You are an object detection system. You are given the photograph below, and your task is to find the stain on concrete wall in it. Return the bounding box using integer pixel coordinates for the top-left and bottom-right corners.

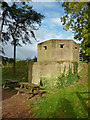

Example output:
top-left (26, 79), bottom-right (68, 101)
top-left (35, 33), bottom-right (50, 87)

top-left (28, 61), bottom-right (75, 84)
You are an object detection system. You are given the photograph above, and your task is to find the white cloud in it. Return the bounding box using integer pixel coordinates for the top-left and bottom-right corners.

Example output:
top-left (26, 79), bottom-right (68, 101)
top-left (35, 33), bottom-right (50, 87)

top-left (51, 18), bottom-right (62, 26)
top-left (32, 0), bottom-right (56, 2)
top-left (41, 17), bottom-right (62, 30)
top-left (17, 45), bottom-right (37, 60)
top-left (4, 0), bottom-right (57, 2)
top-left (42, 17), bottom-right (62, 25)
top-left (35, 26), bottom-right (74, 43)
top-left (3, 43), bottom-right (37, 60)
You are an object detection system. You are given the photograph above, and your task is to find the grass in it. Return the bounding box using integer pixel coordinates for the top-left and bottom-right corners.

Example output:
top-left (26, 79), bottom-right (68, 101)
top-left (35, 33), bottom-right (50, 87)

top-left (2, 61), bottom-right (28, 83)
top-left (28, 63), bottom-right (89, 119)
top-left (29, 82), bottom-right (88, 118)
top-left (2, 61), bottom-right (89, 118)
top-left (78, 63), bottom-right (88, 81)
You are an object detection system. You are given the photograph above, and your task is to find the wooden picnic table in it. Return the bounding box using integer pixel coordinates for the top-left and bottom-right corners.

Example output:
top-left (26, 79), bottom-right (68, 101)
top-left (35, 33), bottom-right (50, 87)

top-left (15, 82), bottom-right (42, 99)
top-left (5, 79), bottom-right (19, 83)
top-left (3, 79), bottom-right (19, 88)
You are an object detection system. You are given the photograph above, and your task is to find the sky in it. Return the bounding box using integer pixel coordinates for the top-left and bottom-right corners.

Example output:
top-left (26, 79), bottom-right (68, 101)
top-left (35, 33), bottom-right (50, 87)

top-left (3, 2), bottom-right (79, 60)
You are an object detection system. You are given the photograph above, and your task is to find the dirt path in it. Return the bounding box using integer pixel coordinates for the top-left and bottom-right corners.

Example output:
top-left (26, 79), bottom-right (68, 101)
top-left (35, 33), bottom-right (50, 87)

top-left (2, 88), bottom-right (35, 118)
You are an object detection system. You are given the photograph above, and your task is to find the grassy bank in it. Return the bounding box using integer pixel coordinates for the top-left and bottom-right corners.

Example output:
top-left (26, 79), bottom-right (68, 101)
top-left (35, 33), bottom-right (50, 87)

top-left (2, 61), bottom-right (28, 82)
top-left (28, 63), bottom-right (88, 119)
top-left (29, 82), bottom-right (88, 118)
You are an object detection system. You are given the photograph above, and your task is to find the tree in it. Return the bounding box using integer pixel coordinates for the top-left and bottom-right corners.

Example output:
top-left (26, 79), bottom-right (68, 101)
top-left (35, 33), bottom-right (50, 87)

top-left (32, 56), bottom-right (37, 62)
top-left (60, 2), bottom-right (90, 62)
top-left (1, 2), bottom-right (44, 71)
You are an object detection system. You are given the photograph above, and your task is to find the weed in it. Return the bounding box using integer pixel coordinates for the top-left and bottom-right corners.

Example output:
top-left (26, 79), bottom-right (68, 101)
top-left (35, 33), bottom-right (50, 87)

top-left (74, 62), bottom-right (78, 74)
top-left (41, 64), bottom-right (79, 89)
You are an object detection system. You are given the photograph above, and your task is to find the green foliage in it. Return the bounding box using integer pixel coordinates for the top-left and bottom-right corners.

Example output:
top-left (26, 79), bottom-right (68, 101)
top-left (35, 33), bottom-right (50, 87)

top-left (69, 64), bottom-right (72, 74)
top-left (29, 82), bottom-right (88, 118)
top-left (27, 56), bottom-right (37, 62)
top-left (41, 64), bottom-right (79, 89)
top-left (2, 56), bottom-right (14, 66)
top-left (1, 2), bottom-right (44, 44)
top-left (32, 56), bottom-right (37, 62)
top-left (2, 60), bottom-right (28, 82)
top-left (63, 64), bottom-right (66, 76)
top-left (74, 62), bottom-right (78, 74)
top-left (40, 74), bottom-right (57, 88)
top-left (60, 2), bottom-right (89, 61)
top-left (57, 72), bottom-right (79, 89)
top-left (57, 64), bottom-right (79, 88)
top-left (40, 77), bottom-right (50, 88)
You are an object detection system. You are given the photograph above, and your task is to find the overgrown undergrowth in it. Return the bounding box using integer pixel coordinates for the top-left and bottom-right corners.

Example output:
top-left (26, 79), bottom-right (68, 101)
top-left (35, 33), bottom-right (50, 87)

top-left (40, 62), bottom-right (79, 89)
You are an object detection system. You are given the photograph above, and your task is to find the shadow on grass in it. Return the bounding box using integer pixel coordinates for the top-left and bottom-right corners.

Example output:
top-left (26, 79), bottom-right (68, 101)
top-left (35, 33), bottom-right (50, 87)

top-left (76, 92), bottom-right (89, 112)
top-left (47, 98), bottom-right (76, 118)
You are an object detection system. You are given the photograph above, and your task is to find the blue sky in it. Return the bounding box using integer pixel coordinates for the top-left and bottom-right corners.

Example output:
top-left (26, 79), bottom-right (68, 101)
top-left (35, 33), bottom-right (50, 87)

top-left (4, 2), bottom-right (77, 60)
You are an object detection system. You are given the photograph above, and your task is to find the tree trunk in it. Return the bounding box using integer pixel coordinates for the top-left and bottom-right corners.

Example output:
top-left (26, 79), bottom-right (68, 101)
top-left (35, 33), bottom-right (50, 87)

top-left (0, 2), bottom-right (2, 41)
top-left (14, 39), bottom-right (16, 72)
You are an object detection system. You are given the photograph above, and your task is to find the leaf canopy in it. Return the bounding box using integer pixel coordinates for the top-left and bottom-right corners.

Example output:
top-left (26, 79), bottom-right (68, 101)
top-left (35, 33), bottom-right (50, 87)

top-left (60, 2), bottom-right (89, 61)
top-left (1, 2), bottom-right (44, 46)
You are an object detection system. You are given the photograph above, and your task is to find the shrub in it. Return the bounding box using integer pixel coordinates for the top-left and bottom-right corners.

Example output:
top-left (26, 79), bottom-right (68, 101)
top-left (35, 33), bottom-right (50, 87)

top-left (41, 64), bottom-right (79, 89)
top-left (74, 62), bottom-right (78, 74)
top-left (57, 64), bottom-right (79, 88)
top-left (40, 74), bottom-right (57, 88)
top-left (40, 77), bottom-right (50, 88)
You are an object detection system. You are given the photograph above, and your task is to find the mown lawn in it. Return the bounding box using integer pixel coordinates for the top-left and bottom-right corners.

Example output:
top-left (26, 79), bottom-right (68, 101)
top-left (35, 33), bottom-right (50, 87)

top-left (29, 82), bottom-right (88, 118)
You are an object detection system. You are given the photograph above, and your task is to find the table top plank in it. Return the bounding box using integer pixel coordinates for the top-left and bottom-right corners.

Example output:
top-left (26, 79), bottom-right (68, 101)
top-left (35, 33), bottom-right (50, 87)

top-left (19, 82), bottom-right (39, 88)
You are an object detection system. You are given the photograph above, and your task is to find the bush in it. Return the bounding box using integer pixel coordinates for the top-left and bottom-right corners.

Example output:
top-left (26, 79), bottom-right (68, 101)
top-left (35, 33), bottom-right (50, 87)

top-left (40, 64), bottom-right (79, 89)
top-left (57, 73), bottom-right (79, 89)
top-left (40, 74), bottom-right (57, 88)
top-left (74, 62), bottom-right (78, 74)
top-left (57, 64), bottom-right (79, 88)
